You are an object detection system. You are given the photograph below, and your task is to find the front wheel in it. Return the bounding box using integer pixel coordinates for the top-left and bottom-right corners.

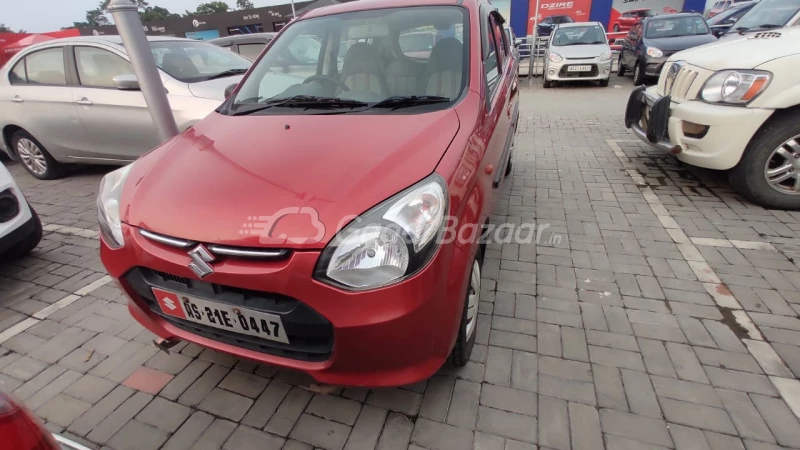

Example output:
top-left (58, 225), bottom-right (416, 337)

top-left (12, 131), bottom-right (64, 180)
top-left (632, 62), bottom-right (645, 86)
top-left (729, 113), bottom-right (800, 210)
top-left (543, 79), bottom-right (552, 89)
top-left (450, 247), bottom-right (482, 367)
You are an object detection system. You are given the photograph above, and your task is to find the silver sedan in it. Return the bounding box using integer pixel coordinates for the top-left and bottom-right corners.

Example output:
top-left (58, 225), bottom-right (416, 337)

top-left (0, 36), bottom-right (251, 179)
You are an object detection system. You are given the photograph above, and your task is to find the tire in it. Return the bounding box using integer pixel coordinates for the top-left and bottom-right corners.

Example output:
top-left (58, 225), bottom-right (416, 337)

top-left (728, 112), bottom-right (800, 210)
top-left (543, 79), bottom-right (552, 89)
top-left (12, 130), bottom-right (64, 180)
top-left (505, 152), bottom-right (513, 177)
top-left (5, 207), bottom-right (43, 259)
top-left (599, 79), bottom-right (610, 87)
top-left (632, 62), bottom-right (645, 86)
top-left (450, 246), bottom-right (482, 367)
top-left (617, 55), bottom-right (626, 76)
top-left (613, 24), bottom-right (620, 32)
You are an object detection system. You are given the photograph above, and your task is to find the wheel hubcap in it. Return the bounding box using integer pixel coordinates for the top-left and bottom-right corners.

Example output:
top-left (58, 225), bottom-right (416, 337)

top-left (17, 139), bottom-right (47, 175)
top-left (634, 65), bottom-right (640, 80)
top-left (764, 135), bottom-right (800, 195)
top-left (465, 260), bottom-right (480, 340)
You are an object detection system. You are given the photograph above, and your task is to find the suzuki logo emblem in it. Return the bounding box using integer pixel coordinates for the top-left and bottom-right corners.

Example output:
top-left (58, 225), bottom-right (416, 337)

top-left (162, 297), bottom-right (177, 311)
top-left (188, 244), bottom-right (215, 278)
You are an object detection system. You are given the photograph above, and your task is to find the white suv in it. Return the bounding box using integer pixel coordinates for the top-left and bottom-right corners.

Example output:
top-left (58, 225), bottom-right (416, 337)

top-left (0, 163), bottom-right (42, 257)
top-left (625, 26), bottom-right (800, 209)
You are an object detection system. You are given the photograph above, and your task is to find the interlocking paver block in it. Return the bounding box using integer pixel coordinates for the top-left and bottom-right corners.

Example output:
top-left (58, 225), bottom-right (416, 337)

top-left (715, 389), bottom-right (775, 444)
top-left (198, 387), bottom-right (254, 422)
top-left (476, 406), bottom-right (537, 444)
top-left (161, 411), bottom-right (215, 450)
top-left (660, 397), bottom-right (737, 435)
top-left (620, 369), bottom-right (661, 418)
top-left (224, 425), bottom-right (285, 450)
top-left (86, 391), bottom-right (152, 443)
top-left (107, 419), bottom-right (169, 450)
top-left (411, 418), bottom-right (474, 450)
top-left (265, 386), bottom-right (313, 437)
top-left (480, 384), bottom-right (537, 416)
top-left (289, 413), bottom-right (351, 450)
top-left (539, 395), bottom-right (570, 450)
top-left (307, 393), bottom-right (363, 426)
top-left (36, 393), bottom-right (91, 428)
top-left (599, 409), bottom-right (673, 447)
top-left (344, 405), bottom-right (388, 450)
top-left (192, 418), bottom-right (237, 450)
top-left (750, 394), bottom-right (800, 447)
top-left (136, 396), bottom-right (191, 433)
top-left (376, 412), bottom-right (413, 450)
top-left (367, 387), bottom-right (422, 416)
top-left (569, 402), bottom-right (603, 450)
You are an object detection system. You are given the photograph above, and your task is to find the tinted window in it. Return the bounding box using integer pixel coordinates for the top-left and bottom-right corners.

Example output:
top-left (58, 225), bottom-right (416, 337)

top-left (735, 0), bottom-right (800, 29)
top-left (552, 16), bottom-right (574, 24)
top-left (25, 48), bottom-right (66, 85)
top-left (238, 43), bottom-right (267, 61)
top-left (9, 61), bottom-right (26, 85)
top-left (76, 47), bottom-right (134, 88)
top-left (552, 25), bottom-right (608, 46)
top-left (645, 16), bottom-right (710, 37)
top-left (484, 16), bottom-right (500, 94)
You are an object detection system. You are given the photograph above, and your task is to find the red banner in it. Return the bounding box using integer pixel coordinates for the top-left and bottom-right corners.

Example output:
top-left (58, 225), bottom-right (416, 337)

top-left (527, 0), bottom-right (594, 35)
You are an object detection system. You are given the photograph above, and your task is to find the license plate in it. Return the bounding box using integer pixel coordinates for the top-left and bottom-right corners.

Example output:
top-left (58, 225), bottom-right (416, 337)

top-left (568, 65), bottom-right (591, 72)
top-left (152, 288), bottom-right (290, 344)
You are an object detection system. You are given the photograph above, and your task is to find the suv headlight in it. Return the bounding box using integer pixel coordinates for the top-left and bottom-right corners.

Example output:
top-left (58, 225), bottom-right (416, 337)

top-left (646, 47), bottom-right (663, 58)
top-left (599, 50), bottom-right (612, 61)
top-left (549, 53), bottom-right (563, 63)
top-left (700, 70), bottom-right (772, 105)
top-left (316, 173), bottom-right (448, 290)
top-left (97, 164), bottom-right (132, 249)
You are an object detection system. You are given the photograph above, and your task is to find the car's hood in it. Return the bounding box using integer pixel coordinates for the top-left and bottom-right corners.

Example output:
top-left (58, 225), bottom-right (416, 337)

top-left (187, 75), bottom-right (245, 100)
top-left (670, 29), bottom-right (799, 70)
top-left (122, 109), bottom-right (460, 249)
top-left (550, 43), bottom-right (609, 58)
top-left (646, 34), bottom-right (717, 52)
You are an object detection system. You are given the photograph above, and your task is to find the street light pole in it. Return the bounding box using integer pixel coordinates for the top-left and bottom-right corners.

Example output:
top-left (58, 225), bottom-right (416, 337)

top-left (107, 0), bottom-right (179, 143)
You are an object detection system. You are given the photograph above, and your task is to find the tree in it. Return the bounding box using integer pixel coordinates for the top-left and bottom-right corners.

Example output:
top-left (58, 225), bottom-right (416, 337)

top-left (236, 0), bottom-right (255, 9)
top-left (140, 6), bottom-right (181, 21)
top-left (186, 1), bottom-right (231, 16)
top-left (0, 23), bottom-right (26, 33)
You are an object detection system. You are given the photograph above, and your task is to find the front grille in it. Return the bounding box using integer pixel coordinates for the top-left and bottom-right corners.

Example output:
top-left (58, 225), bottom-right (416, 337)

top-left (658, 62), bottom-right (699, 102)
top-left (124, 268), bottom-right (334, 362)
top-left (0, 189), bottom-right (19, 223)
top-left (558, 64), bottom-right (598, 78)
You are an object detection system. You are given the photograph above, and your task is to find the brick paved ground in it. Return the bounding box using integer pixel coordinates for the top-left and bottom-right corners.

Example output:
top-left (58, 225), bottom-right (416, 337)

top-left (2, 75), bottom-right (800, 450)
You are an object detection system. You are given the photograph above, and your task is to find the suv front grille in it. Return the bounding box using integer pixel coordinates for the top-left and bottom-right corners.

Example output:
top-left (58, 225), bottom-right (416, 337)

top-left (124, 268), bottom-right (334, 362)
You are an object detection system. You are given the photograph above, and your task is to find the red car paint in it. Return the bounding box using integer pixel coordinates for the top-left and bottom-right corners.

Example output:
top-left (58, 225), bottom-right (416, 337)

top-left (101, 0), bottom-right (518, 387)
top-left (612, 8), bottom-right (654, 32)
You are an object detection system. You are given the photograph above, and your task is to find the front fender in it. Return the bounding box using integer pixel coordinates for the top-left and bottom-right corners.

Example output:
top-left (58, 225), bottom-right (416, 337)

top-left (751, 54), bottom-right (800, 109)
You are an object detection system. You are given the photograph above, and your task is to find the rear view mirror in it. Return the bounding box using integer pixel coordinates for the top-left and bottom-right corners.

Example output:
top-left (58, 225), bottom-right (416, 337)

top-left (112, 74), bottom-right (140, 91)
top-left (224, 83), bottom-right (238, 99)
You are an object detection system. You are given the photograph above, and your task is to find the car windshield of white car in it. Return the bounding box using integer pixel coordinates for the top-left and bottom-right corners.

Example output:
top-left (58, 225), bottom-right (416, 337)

top-left (146, 40), bottom-right (251, 83)
top-left (552, 26), bottom-right (607, 46)
top-left (645, 17), bottom-right (710, 38)
top-left (734, 0), bottom-right (800, 30)
top-left (229, 5), bottom-right (469, 114)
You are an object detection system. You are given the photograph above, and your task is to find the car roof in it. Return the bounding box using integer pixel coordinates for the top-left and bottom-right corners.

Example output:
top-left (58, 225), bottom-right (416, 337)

top-left (303, 0), bottom-right (461, 19)
top-left (557, 21), bottom-right (602, 28)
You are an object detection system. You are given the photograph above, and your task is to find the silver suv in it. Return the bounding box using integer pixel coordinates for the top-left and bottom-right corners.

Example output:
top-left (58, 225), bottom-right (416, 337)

top-left (0, 36), bottom-right (251, 179)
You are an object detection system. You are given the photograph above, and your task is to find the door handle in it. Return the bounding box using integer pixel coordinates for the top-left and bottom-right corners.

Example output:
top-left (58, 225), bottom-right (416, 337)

top-left (11, 96), bottom-right (23, 103)
top-left (75, 98), bottom-right (93, 106)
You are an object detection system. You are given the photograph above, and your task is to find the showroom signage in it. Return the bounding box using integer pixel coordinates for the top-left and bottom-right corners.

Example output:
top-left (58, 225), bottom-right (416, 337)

top-left (527, 0), bottom-right (593, 34)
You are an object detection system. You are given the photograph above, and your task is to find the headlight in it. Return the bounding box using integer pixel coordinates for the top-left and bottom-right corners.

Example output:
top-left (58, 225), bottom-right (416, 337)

top-left (97, 164), bottom-right (132, 249)
top-left (549, 53), bottom-right (563, 63)
top-left (646, 47), bottom-right (663, 58)
top-left (316, 173), bottom-right (448, 290)
top-left (599, 50), bottom-right (612, 61)
top-left (700, 70), bottom-right (772, 105)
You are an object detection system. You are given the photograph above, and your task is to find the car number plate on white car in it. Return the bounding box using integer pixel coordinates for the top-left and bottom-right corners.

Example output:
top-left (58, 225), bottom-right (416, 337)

top-left (152, 288), bottom-right (290, 344)
top-left (568, 65), bottom-right (592, 72)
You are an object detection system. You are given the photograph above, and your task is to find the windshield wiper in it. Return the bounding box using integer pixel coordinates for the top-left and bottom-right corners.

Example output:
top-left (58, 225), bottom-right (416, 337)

top-left (737, 23), bottom-right (782, 34)
top-left (361, 95), bottom-right (451, 111)
top-left (232, 95), bottom-right (368, 116)
top-left (204, 68), bottom-right (248, 81)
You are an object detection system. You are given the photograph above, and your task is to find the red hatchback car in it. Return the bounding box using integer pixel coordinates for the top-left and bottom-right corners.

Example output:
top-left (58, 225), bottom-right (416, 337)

top-left (99, 0), bottom-right (519, 387)
top-left (612, 8), bottom-right (656, 31)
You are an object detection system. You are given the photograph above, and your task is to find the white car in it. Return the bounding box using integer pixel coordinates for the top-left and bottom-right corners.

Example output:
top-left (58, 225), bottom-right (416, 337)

top-left (543, 22), bottom-right (613, 88)
top-left (0, 162), bottom-right (41, 258)
top-left (625, 26), bottom-right (800, 209)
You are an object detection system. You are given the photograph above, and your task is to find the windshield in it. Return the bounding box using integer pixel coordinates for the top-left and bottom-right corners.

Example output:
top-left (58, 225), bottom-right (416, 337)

top-left (734, 0), bottom-right (800, 29)
top-left (146, 40), bottom-right (251, 83)
top-left (645, 16), bottom-right (710, 38)
top-left (231, 6), bottom-right (468, 113)
top-left (551, 25), bottom-right (608, 46)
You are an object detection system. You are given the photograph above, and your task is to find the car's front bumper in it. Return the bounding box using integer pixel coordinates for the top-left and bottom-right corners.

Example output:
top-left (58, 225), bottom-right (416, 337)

top-left (644, 56), bottom-right (668, 77)
top-left (624, 85), bottom-right (774, 170)
top-left (545, 57), bottom-right (612, 81)
top-left (102, 224), bottom-right (472, 387)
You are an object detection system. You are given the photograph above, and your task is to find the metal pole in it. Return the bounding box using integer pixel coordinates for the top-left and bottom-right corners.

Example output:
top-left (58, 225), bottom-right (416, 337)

top-left (107, 0), bottom-right (179, 143)
top-left (290, 0), bottom-right (296, 19)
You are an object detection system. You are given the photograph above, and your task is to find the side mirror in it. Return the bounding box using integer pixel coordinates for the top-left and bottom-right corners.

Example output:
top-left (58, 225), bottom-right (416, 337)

top-left (224, 83), bottom-right (238, 99)
top-left (112, 74), bottom-right (140, 91)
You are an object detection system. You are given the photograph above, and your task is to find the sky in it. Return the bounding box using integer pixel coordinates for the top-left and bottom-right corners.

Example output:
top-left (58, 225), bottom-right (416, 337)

top-left (4, 0), bottom-right (292, 33)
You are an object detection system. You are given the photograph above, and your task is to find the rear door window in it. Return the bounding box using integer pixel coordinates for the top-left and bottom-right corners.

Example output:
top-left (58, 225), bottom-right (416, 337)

top-left (75, 46), bottom-right (134, 88)
top-left (25, 48), bottom-right (67, 86)
top-left (9, 60), bottom-right (26, 84)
